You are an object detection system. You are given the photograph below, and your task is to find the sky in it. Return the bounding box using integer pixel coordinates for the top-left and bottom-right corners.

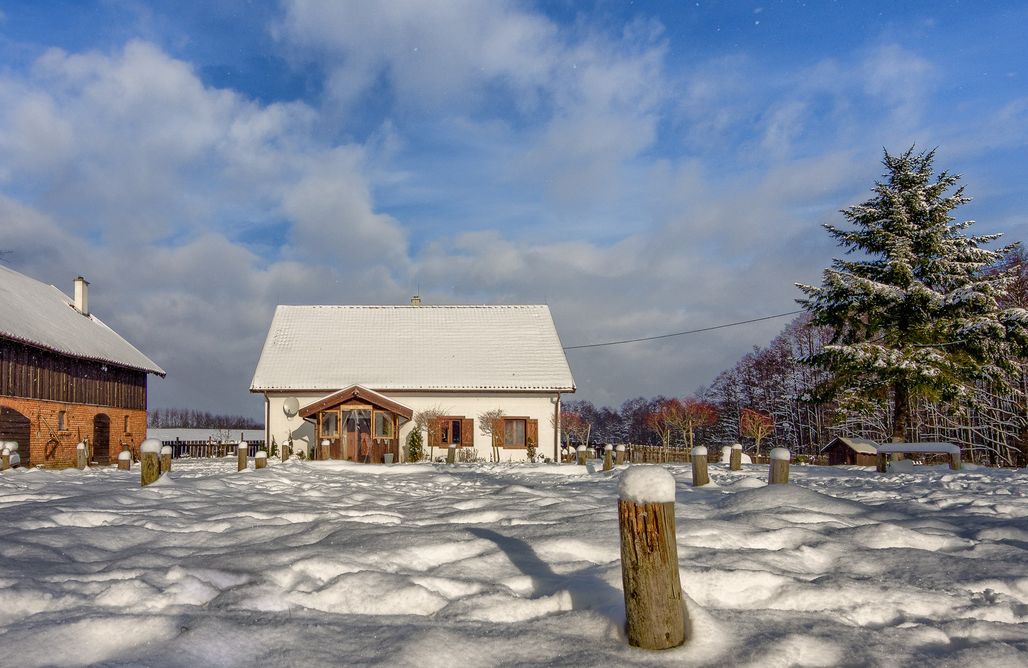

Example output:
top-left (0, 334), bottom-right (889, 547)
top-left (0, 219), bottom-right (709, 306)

top-left (0, 1), bottom-right (1026, 418)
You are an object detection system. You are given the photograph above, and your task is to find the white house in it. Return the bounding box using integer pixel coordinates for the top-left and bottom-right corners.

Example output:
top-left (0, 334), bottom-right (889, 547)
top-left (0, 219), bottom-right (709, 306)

top-left (250, 303), bottom-right (576, 462)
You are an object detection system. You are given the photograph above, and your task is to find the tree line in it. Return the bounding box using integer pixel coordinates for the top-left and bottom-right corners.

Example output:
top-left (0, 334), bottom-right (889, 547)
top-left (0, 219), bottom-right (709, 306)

top-left (147, 407), bottom-right (262, 430)
top-left (564, 149), bottom-right (1028, 466)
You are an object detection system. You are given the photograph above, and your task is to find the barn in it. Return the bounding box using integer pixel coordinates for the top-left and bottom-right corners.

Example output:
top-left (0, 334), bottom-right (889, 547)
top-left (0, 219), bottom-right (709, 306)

top-left (822, 436), bottom-right (879, 466)
top-left (0, 266), bottom-right (165, 468)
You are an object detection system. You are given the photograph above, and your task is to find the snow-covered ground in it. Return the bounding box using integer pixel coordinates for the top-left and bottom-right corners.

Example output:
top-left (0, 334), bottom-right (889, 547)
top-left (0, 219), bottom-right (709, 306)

top-left (0, 459), bottom-right (1025, 667)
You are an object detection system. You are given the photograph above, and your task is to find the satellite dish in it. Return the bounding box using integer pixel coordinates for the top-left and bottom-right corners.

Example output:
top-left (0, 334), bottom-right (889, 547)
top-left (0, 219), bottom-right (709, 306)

top-left (283, 397), bottom-right (300, 418)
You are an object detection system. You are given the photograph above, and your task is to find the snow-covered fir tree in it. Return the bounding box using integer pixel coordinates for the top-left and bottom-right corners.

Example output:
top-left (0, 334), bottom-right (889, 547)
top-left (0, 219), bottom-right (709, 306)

top-left (797, 147), bottom-right (1028, 441)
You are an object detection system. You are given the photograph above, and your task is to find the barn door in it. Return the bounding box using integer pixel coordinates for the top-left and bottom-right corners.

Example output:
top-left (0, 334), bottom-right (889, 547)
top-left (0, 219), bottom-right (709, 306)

top-left (0, 405), bottom-right (30, 467)
top-left (93, 414), bottom-right (111, 464)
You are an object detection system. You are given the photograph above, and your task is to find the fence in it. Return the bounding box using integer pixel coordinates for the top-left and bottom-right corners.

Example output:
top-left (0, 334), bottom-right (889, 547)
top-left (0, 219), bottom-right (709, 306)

top-left (164, 440), bottom-right (265, 459)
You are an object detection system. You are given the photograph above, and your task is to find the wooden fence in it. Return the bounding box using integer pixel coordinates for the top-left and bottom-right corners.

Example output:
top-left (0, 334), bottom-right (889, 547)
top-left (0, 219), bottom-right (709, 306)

top-left (164, 440), bottom-right (265, 459)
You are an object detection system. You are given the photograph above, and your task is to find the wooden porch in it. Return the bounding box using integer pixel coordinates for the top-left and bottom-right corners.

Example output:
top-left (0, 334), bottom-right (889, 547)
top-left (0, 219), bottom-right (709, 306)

top-left (299, 385), bottom-right (413, 464)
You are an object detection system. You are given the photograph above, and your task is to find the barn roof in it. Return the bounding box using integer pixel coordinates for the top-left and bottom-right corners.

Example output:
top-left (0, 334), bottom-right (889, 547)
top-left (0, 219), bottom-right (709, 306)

top-left (824, 437), bottom-right (879, 455)
top-left (0, 265), bottom-right (164, 376)
top-left (250, 305), bottom-right (575, 393)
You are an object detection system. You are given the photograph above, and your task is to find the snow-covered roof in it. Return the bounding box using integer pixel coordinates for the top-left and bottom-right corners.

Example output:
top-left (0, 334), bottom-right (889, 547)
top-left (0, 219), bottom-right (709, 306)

top-left (0, 265), bottom-right (164, 375)
top-left (825, 437), bottom-right (879, 455)
top-left (250, 305), bottom-right (576, 393)
top-left (148, 428), bottom-right (265, 443)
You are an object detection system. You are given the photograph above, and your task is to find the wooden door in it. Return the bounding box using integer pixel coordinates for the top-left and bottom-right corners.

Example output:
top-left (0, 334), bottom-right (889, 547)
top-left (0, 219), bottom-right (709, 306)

top-left (0, 405), bottom-right (30, 467)
top-left (93, 414), bottom-right (111, 464)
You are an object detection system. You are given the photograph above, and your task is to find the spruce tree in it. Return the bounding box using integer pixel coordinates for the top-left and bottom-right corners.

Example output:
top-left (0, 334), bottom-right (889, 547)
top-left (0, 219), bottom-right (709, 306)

top-left (797, 147), bottom-right (1028, 442)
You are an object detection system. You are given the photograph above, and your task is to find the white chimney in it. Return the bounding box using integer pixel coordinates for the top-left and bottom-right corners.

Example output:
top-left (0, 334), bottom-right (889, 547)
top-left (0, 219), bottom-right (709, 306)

top-left (410, 295), bottom-right (422, 306)
top-left (74, 276), bottom-right (89, 316)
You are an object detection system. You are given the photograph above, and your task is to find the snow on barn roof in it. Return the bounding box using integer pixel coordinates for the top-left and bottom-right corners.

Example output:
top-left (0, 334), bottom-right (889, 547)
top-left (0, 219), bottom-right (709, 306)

top-left (0, 265), bottom-right (164, 375)
top-left (250, 305), bottom-right (576, 393)
top-left (825, 437), bottom-right (879, 455)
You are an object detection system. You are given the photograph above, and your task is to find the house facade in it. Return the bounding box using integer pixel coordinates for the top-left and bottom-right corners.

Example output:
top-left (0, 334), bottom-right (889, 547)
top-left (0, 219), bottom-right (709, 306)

top-left (250, 304), bottom-right (576, 463)
top-left (0, 266), bottom-right (165, 468)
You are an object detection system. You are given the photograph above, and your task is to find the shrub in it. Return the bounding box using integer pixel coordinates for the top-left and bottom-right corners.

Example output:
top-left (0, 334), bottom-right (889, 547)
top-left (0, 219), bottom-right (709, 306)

top-left (407, 428), bottom-right (424, 462)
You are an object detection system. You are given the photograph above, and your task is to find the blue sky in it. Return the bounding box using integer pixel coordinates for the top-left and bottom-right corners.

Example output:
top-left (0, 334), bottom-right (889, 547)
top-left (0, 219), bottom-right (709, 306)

top-left (0, 1), bottom-right (1026, 416)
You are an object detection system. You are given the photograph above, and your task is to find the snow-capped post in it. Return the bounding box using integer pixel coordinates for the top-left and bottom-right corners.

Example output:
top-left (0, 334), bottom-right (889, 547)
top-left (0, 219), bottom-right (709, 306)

top-left (237, 441), bottom-right (248, 471)
top-left (769, 447), bottom-right (790, 484)
top-left (615, 444), bottom-right (626, 465)
top-left (603, 444), bottom-right (614, 471)
top-left (76, 442), bottom-right (87, 470)
top-left (949, 450), bottom-right (961, 471)
top-left (617, 466), bottom-right (687, 650)
top-left (255, 450), bottom-right (267, 469)
top-left (691, 446), bottom-right (709, 487)
top-left (730, 443), bottom-right (742, 471)
top-left (160, 446), bottom-right (173, 474)
top-left (1, 446), bottom-right (9, 471)
top-left (446, 443), bottom-right (456, 464)
top-left (577, 444), bottom-right (588, 466)
top-left (319, 439), bottom-right (330, 461)
top-left (118, 450), bottom-right (131, 471)
top-left (140, 438), bottom-right (161, 487)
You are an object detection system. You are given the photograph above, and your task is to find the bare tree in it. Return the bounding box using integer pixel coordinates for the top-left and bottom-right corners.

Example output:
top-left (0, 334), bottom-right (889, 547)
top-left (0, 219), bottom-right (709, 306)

top-left (479, 409), bottom-right (505, 462)
top-left (414, 407), bottom-right (447, 461)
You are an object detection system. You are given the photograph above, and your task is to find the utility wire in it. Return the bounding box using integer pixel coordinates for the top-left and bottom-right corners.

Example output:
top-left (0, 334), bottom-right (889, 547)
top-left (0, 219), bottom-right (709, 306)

top-left (563, 310), bottom-right (804, 350)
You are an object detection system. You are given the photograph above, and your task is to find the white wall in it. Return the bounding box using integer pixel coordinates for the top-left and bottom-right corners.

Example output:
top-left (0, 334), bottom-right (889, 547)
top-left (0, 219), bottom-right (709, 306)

top-left (265, 391), bottom-right (562, 462)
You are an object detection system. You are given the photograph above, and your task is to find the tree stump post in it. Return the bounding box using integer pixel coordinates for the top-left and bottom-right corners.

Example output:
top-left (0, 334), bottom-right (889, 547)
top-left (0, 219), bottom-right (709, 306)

top-left (615, 444), bottom-right (626, 465)
top-left (691, 446), bottom-right (709, 486)
top-left (237, 441), bottom-right (248, 471)
top-left (319, 439), bottom-right (330, 461)
top-left (617, 467), bottom-right (688, 650)
top-left (446, 444), bottom-right (456, 464)
top-left (603, 444), bottom-right (614, 471)
top-left (769, 447), bottom-right (790, 484)
top-left (118, 450), bottom-right (131, 471)
top-left (140, 438), bottom-right (161, 487)
top-left (160, 446), bottom-right (173, 474)
top-left (255, 451), bottom-right (267, 469)
top-left (729, 443), bottom-right (742, 470)
top-left (1, 447), bottom-right (9, 471)
top-left (76, 442), bottom-right (88, 470)
top-left (282, 441), bottom-right (291, 462)
top-left (577, 445), bottom-right (588, 466)
top-left (949, 451), bottom-right (961, 471)
top-left (876, 452), bottom-right (888, 473)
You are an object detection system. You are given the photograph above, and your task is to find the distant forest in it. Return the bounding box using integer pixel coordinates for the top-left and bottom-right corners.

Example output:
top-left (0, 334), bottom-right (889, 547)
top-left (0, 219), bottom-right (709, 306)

top-left (148, 408), bottom-right (262, 430)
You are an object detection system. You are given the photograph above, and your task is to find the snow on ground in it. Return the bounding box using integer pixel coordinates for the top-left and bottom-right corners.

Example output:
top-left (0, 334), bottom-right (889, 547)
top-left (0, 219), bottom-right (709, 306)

top-left (0, 459), bottom-right (1026, 667)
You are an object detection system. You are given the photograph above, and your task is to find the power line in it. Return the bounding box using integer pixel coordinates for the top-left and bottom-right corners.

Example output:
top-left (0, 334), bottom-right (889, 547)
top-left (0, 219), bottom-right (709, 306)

top-left (563, 310), bottom-right (804, 350)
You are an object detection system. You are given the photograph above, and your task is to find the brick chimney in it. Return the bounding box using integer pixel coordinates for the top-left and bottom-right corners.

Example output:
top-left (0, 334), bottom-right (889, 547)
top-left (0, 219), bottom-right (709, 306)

top-left (74, 276), bottom-right (89, 316)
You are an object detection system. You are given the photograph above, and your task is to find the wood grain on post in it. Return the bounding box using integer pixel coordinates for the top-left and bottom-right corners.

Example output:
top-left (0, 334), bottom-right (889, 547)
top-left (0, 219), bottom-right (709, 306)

top-left (577, 445), bottom-right (588, 466)
top-left (255, 451), bottom-right (267, 469)
top-left (237, 441), bottom-right (248, 471)
top-left (319, 439), bottom-right (330, 461)
top-left (769, 447), bottom-right (790, 484)
top-left (160, 446), bottom-right (172, 474)
top-left (615, 444), bottom-right (626, 466)
top-left (691, 446), bottom-right (709, 487)
top-left (617, 467), bottom-right (687, 650)
top-left (447, 444), bottom-right (456, 464)
top-left (76, 442), bottom-right (87, 470)
top-left (118, 450), bottom-right (131, 471)
top-left (140, 438), bottom-right (162, 487)
top-left (1, 449), bottom-right (9, 471)
top-left (949, 452), bottom-right (961, 471)
top-left (876, 452), bottom-right (887, 473)
top-left (603, 444), bottom-right (614, 471)
top-left (729, 443), bottom-right (742, 471)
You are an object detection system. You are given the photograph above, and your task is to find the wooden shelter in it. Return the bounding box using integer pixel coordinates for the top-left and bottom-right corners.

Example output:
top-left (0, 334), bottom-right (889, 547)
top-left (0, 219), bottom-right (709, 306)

top-left (299, 385), bottom-right (413, 463)
top-left (822, 437), bottom-right (879, 466)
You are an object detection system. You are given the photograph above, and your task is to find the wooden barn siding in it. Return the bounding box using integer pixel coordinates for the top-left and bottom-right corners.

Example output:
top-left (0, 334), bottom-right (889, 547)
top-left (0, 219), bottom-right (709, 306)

top-left (0, 338), bottom-right (147, 410)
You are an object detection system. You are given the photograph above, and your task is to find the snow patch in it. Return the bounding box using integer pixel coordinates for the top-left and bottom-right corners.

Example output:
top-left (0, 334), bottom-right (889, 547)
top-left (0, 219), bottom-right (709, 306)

top-left (618, 466), bottom-right (676, 503)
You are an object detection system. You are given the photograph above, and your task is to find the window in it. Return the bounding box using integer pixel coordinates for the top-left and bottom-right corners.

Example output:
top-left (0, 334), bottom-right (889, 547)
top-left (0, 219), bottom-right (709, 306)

top-left (58, 411), bottom-right (66, 431)
top-left (374, 411), bottom-right (394, 438)
top-left (504, 419), bottom-right (526, 447)
top-left (439, 417), bottom-right (464, 445)
top-left (320, 411), bottom-right (340, 438)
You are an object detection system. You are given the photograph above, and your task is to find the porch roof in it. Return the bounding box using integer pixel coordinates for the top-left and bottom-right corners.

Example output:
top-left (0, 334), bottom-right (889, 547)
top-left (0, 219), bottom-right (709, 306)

top-left (299, 385), bottom-right (414, 420)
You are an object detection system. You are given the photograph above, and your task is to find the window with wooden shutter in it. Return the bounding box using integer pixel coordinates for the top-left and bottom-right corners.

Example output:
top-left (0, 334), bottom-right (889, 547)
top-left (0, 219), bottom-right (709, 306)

top-left (461, 418), bottom-right (474, 448)
top-left (504, 418), bottom-right (527, 447)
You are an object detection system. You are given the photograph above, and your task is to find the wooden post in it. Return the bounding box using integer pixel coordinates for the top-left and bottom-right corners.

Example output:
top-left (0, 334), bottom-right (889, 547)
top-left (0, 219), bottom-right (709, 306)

top-left (238, 441), bottom-right (248, 471)
top-left (76, 442), bottom-right (87, 470)
top-left (729, 443), bottom-right (742, 471)
top-left (446, 444), bottom-right (456, 464)
top-left (118, 450), bottom-right (131, 471)
top-left (949, 451), bottom-right (961, 471)
top-left (255, 451), bottom-right (267, 469)
top-left (617, 467), bottom-right (687, 650)
top-left (140, 438), bottom-right (161, 487)
top-left (769, 447), bottom-right (790, 484)
top-left (603, 444), bottom-right (614, 471)
top-left (691, 446), bottom-right (709, 487)
top-left (577, 445), bottom-right (588, 466)
top-left (615, 444), bottom-right (626, 466)
top-left (876, 452), bottom-right (888, 473)
top-left (160, 446), bottom-right (172, 474)
top-left (1, 448), bottom-right (9, 471)
top-left (319, 439), bottom-right (330, 461)
top-left (282, 440), bottom-right (291, 462)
